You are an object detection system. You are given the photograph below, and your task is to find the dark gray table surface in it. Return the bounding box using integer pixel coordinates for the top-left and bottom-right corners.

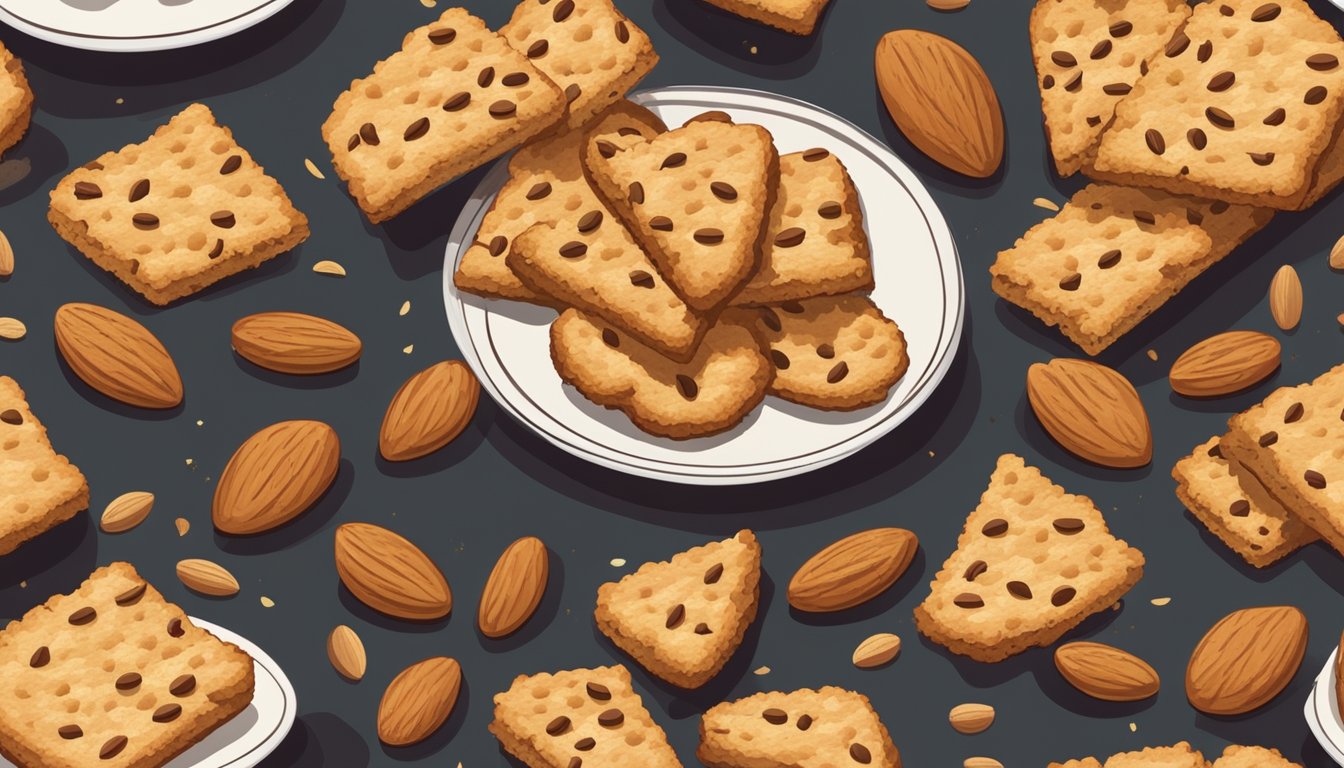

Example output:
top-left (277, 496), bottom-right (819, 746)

top-left (3, 0), bottom-right (1344, 765)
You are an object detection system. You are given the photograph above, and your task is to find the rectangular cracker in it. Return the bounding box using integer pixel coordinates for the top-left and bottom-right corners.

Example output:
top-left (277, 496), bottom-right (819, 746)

top-left (47, 104), bottom-right (310, 306)
top-left (695, 0), bottom-right (831, 35)
top-left (0, 376), bottom-right (89, 555)
top-left (1089, 0), bottom-right (1344, 209)
top-left (322, 8), bottom-right (567, 223)
top-left (990, 183), bottom-right (1273, 355)
top-left (501, 0), bottom-right (659, 129)
top-left (1029, 0), bottom-right (1190, 176)
top-left (0, 562), bottom-right (254, 768)
top-left (0, 42), bottom-right (32, 158)
top-left (698, 687), bottom-right (901, 768)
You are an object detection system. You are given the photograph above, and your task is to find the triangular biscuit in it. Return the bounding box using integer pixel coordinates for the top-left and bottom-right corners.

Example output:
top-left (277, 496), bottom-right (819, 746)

top-left (914, 454), bottom-right (1145, 662)
top-left (697, 687), bottom-right (901, 768)
top-left (596, 530), bottom-right (761, 688)
top-left (0, 376), bottom-right (89, 555)
top-left (584, 111), bottom-right (779, 312)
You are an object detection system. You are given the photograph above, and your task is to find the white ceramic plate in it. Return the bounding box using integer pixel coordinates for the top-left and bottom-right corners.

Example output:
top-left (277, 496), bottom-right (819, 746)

top-left (0, 0), bottom-right (295, 53)
top-left (1307, 647), bottom-right (1344, 765)
top-left (442, 86), bottom-right (965, 486)
top-left (0, 618), bottom-right (296, 768)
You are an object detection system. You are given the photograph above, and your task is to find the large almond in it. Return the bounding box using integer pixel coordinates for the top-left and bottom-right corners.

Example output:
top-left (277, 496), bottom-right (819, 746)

top-left (54, 302), bottom-right (183, 409)
top-left (875, 29), bottom-right (1004, 177)
top-left (1186, 605), bottom-right (1307, 716)
top-left (377, 656), bottom-right (461, 746)
top-left (1169, 331), bottom-right (1280, 397)
top-left (232, 311), bottom-right (362, 375)
top-left (1054, 641), bottom-right (1160, 702)
top-left (787, 528), bottom-right (918, 612)
top-left (379, 360), bottom-right (480, 461)
top-left (478, 536), bottom-right (548, 639)
top-left (335, 522), bottom-right (452, 621)
top-left (1026, 358), bottom-right (1152, 468)
top-left (213, 420), bottom-right (340, 535)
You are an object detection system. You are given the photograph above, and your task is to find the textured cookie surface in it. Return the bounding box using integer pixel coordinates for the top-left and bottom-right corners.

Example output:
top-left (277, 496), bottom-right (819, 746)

top-left (1173, 436), bottom-right (1316, 567)
top-left (732, 149), bottom-right (873, 305)
top-left (596, 530), bottom-right (761, 689)
top-left (747, 296), bottom-right (908, 410)
top-left (501, 0), bottom-right (658, 128)
top-left (489, 664), bottom-right (682, 768)
top-left (990, 184), bottom-right (1273, 355)
top-left (914, 454), bottom-right (1146, 662)
top-left (1090, 0), bottom-right (1344, 209)
top-left (0, 41), bottom-right (32, 158)
top-left (1030, 0), bottom-right (1190, 176)
top-left (585, 113), bottom-right (779, 312)
top-left (1213, 745), bottom-right (1301, 768)
top-left (551, 309), bottom-right (771, 440)
top-left (0, 563), bottom-right (254, 768)
top-left (1053, 743), bottom-right (1208, 768)
top-left (0, 376), bottom-right (89, 556)
top-left (697, 687), bottom-right (901, 768)
top-left (695, 0), bottom-right (831, 35)
top-left (322, 8), bottom-right (566, 222)
top-left (48, 104), bottom-right (310, 306)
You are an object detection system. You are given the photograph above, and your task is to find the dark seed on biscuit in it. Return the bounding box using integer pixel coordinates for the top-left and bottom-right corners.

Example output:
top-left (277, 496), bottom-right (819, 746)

top-left (691, 111), bottom-right (733, 124)
top-left (982, 519), bottom-right (1008, 537)
top-left (527, 40), bottom-right (548, 58)
top-left (59, 725), bottom-right (82, 739)
top-left (661, 152), bottom-right (687, 169)
top-left (629, 270), bottom-right (655, 288)
top-left (818, 201), bottom-right (842, 219)
top-left (704, 563), bottom-right (724, 583)
top-left (211, 211), bottom-right (236, 229)
top-left (816, 344), bottom-right (835, 359)
top-left (954, 593), bottom-right (984, 608)
top-left (596, 139), bottom-right (618, 158)
top-left (762, 708), bottom-right (788, 725)
top-left (153, 704), bottom-right (182, 723)
top-left (760, 308), bottom-right (782, 332)
top-left (1207, 71), bottom-right (1234, 91)
top-left (711, 181), bottom-right (737, 201)
top-left (597, 708), bottom-right (624, 727)
top-left (477, 67), bottom-right (495, 88)
top-left (665, 604), bottom-right (685, 629)
top-left (1166, 32), bottom-right (1190, 57)
top-left (850, 744), bottom-right (872, 764)
top-left (694, 228), bottom-right (724, 245)
top-left (601, 329), bottom-right (619, 348)
top-left (347, 134), bottom-right (360, 151)
top-left (428, 28), bottom-right (456, 44)
top-left (1306, 86), bottom-right (1328, 105)
top-left (1053, 518), bottom-right (1085, 534)
top-left (115, 584), bottom-right (146, 605)
top-left (695, 623), bottom-right (712, 634)
top-left (1145, 129), bottom-right (1165, 155)
top-left (133, 213), bottom-right (159, 230)
top-left (84, 161), bottom-right (104, 171)
top-left (1065, 73), bottom-right (1084, 92)
top-left (116, 672), bottom-right (141, 690)
top-left (649, 216), bottom-right (673, 231)
top-left (826, 361), bottom-right (849, 383)
top-left (1133, 210), bottom-right (1156, 225)
top-left (1264, 108), bottom-right (1286, 125)
top-left (220, 155), bottom-right (242, 175)
top-left (1259, 431), bottom-right (1278, 447)
top-left (574, 737), bottom-right (596, 751)
top-left (797, 714), bottom-right (814, 730)
top-left (101, 736), bottom-right (128, 760)
top-left (1098, 250), bottom-right (1122, 269)
top-left (30, 646), bottom-right (49, 667)
top-left (167, 618), bottom-right (184, 637)
top-left (1086, 116), bottom-right (1101, 126)
top-left (1197, 41), bottom-right (1213, 63)
top-left (1042, 75), bottom-right (1055, 90)
top-left (1208, 442), bottom-right (1223, 458)
top-left (1188, 128), bottom-right (1208, 150)
top-left (1187, 208), bottom-right (1204, 225)
top-left (1306, 470), bottom-right (1327, 489)
top-left (488, 235), bottom-right (508, 256)
top-left (770, 349), bottom-right (790, 369)
top-left (628, 182), bottom-right (644, 204)
top-left (1229, 500), bottom-right (1251, 517)
top-left (1051, 51), bottom-right (1077, 68)
top-left (586, 682), bottom-right (611, 700)
top-left (547, 716), bottom-right (571, 735)
top-left (964, 560), bottom-right (987, 581)
top-left (803, 148), bottom-right (830, 161)
top-left (565, 84), bottom-right (581, 103)
top-left (1090, 40), bottom-right (1112, 60)
top-left (615, 20), bottom-right (630, 43)
top-left (1251, 3), bottom-right (1280, 21)
top-left (170, 674), bottom-right (196, 696)
top-left (1110, 20), bottom-right (1132, 37)
top-left (443, 92), bottom-right (470, 112)
top-left (1140, 60), bottom-right (1149, 75)
top-left (577, 210), bottom-right (603, 233)
top-left (526, 182), bottom-right (552, 200)
top-left (1007, 581), bottom-right (1032, 599)
top-left (553, 0), bottom-right (575, 21)
top-left (559, 241), bottom-right (587, 259)
top-left (359, 123), bottom-right (380, 146)
top-left (774, 227), bottom-right (806, 248)
top-left (1308, 54), bottom-right (1339, 71)
top-left (568, 759), bottom-right (582, 768)
top-left (1249, 152), bottom-right (1275, 166)
top-left (489, 100), bottom-right (517, 118)
top-left (0, 409), bottom-right (20, 425)
top-left (1051, 586), bottom-right (1077, 606)
top-left (69, 607), bottom-right (96, 625)
top-left (1285, 402), bottom-right (1304, 422)
top-left (404, 117), bottom-right (430, 141)
top-left (1102, 83), bottom-right (1131, 95)
top-left (125, 179), bottom-right (151, 205)
top-left (617, 127), bottom-right (642, 137)
top-left (676, 375), bottom-right (698, 400)
top-left (1210, 200), bottom-right (1230, 214)
top-left (1059, 273), bottom-right (1082, 291)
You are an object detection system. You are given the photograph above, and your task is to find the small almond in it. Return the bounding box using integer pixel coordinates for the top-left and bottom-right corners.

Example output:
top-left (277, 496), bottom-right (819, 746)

top-left (1055, 641), bottom-right (1160, 701)
top-left (100, 491), bottom-right (154, 533)
top-left (965, 759), bottom-right (1004, 768)
top-left (1331, 235), bottom-right (1344, 270)
top-left (1169, 331), bottom-right (1280, 397)
top-left (327, 625), bottom-right (367, 681)
top-left (1269, 264), bottom-right (1303, 330)
top-left (175, 517), bottom-right (190, 537)
top-left (176, 559), bottom-right (239, 596)
top-left (312, 260), bottom-right (346, 277)
top-left (0, 228), bottom-right (13, 277)
top-left (788, 528), bottom-right (919, 612)
top-left (377, 657), bottom-right (462, 746)
top-left (379, 361), bottom-right (480, 461)
top-left (478, 536), bottom-right (549, 639)
top-left (0, 317), bottom-right (26, 340)
top-left (852, 633), bottom-right (901, 668)
top-left (948, 703), bottom-right (995, 734)
top-left (231, 312), bottom-right (362, 375)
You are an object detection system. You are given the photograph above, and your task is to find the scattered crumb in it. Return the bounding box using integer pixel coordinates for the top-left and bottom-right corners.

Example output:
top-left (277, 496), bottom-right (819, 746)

top-left (260, 596), bottom-right (275, 608)
top-left (753, 666), bottom-right (771, 676)
top-left (19, 580), bottom-right (25, 588)
top-left (1146, 349), bottom-right (1158, 361)
top-left (196, 419), bottom-right (204, 427)
top-left (1150, 597), bottom-right (1171, 606)
top-left (184, 458), bottom-right (193, 467)
top-left (609, 558), bottom-right (626, 567)
top-left (1111, 602), bottom-right (1121, 611)
top-left (1129, 722), bottom-right (1137, 733)
top-left (1032, 197), bottom-right (1060, 212)
top-left (399, 300), bottom-right (411, 316)
top-left (750, 45), bottom-right (758, 54)
top-left (403, 344), bottom-right (414, 354)
top-left (115, 97), bottom-right (124, 105)
top-left (928, 450), bottom-right (935, 458)
top-left (304, 158), bottom-right (325, 180)
top-left (312, 260), bottom-right (346, 277)
top-left (175, 518), bottom-right (190, 537)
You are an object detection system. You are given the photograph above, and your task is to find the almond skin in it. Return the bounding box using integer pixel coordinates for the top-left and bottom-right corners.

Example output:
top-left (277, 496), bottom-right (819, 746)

top-left (1054, 641), bottom-right (1160, 702)
top-left (1027, 358), bottom-right (1152, 468)
top-left (100, 491), bottom-right (154, 533)
top-left (377, 656), bottom-right (461, 746)
top-left (478, 536), bottom-right (549, 639)
top-left (380, 361), bottom-right (480, 461)
top-left (852, 633), bottom-right (902, 669)
top-left (1269, 264), bottom-right (1302, 331)
top-left (54, 302), bottom-right (183, 409)
top-left (327, 625), bottom-right (367, 681)
top-left (1169, 331), bottom-right (1280, 397)
top-left (787, 528), bottom-right (918, 612)
top-left (212, 420), bottom-right (340, 535)
top-left (948, 703), bottom-right (994, 734)
top-left (1186, 605), bottom-right (1307, 715)
top-left (231, 311), bottom-right (362, 375)
top-left (875, 29), bottom-right (1004, 177)
top-left (176, 559), bottom-right (239, 597)
top-left (335, 522), bottom-right (452, 621)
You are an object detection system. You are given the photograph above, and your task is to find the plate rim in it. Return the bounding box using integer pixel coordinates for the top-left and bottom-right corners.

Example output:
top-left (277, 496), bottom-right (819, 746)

top-left (1309, 646), bottom-right (1344, 764)
top-left (0, 0), bottom-right (295, 53)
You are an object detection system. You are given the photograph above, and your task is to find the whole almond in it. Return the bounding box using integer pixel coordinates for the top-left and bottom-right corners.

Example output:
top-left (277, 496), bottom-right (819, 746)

top-left (100, 491), bottom-right (154, 533)
top-left (0, 317), bottom-right (24, 340)
top-left (1054, 641), bottom-right (1160, 702)
top-left (335, 522), bottom-right (452, 621)
top-left (380, 361), bottom-right (480, 461)
top-left (788, 528), bottom-right (918, 612)
top-left (875, 29), bottom-right (1003, 177)
top-left (176, 558), bottom-right (240, 597)
top-left (54, 302), bottom-right (183, 409)
top-left (948, 703), bottom-right (995, 734)
top-left (1269, 264), bottom-right (1302, 330)
top-left (312, 260), bottom-right (346, 276)
top-left (1331, 235), bottom-right (1344, 270)
top-left (478, 536), bottom-right (549, 639)
top-left (965, 760), bottom-right (1004, 768)
top-left (1026, 358), bottom-right (1152, 468)
top-left (0, 228), bottom-right (13, 277)
top-left (327, 625), bottom-right (367, 681)
top-left (928, 0), bottom-right (970, 9)
top-left (232, 312), bottom-right (362, 375)
top-left (378, 657), bottom-right (461, 746)
top-left (852, 633), bottom-right (902, 669)
top-left (1169, 331), bottom-right (1281, 397)
top-left (1186, 605), bottom-right (1307, 715)
top-left (212, 420), bottom-right (340, 535)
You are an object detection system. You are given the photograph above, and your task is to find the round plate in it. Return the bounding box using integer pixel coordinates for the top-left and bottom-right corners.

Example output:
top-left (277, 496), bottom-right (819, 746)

top-left (0, 0), bottom-right (295, 53)
top-left (1308, 647), bottom-right (1344, 765)
top-left (442, 86), bottom-right (965, 486)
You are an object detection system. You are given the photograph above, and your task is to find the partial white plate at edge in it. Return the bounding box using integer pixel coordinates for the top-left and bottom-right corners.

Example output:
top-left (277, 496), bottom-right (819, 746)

top-left (0, 0), bottom-right (295, 53)
top-left (1308, 647), bottom-right (1344, 765)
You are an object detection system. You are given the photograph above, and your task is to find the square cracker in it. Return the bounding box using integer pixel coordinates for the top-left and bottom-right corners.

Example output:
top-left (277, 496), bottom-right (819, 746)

top-left (0, 41), bottom-right (32, 159)
top-left (322, 8), bottom-right (567, 223)
top-left (0, 376), bottom-right (88, 556)
top-left (1213, 746), bottom-right (1301, 768)
top-left (1089, 0), bottom-right (1344, 209)
top-left (990, 184), bottom-right (1273, 356)
top-left (501, 0), bottom-right (659, 129)
top-left (696, 0), bottom-right (831, 35)
top-left (0, 563), bottom-right (254, 768)
top-left (697, 687), bottom-right (901, 768)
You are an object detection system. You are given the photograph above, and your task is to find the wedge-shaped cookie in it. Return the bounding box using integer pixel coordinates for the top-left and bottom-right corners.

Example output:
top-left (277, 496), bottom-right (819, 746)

top-left (1213, 745), bottom-right (1301, 768)
top-left (595, 530), bottom-right (761, 688)
top-left (732, 148), bottom-right (873, 306)
top-left (0, 563), bottom-right (254, 768)
top-left (1173, 436), bottom-right (1316, 568)
top-left (551, 309), bottom-right (770, 439)
top-left (323, 9), bottom-right (566, 223)
top-left (0, 377), bottom-right (88, 555)
top-left (455, 100), bottom-right (666, 303)
top-left (1051, 743), bottom-right (1208, 768)
top-left (490, 664), bottom-right (682, 768)
top-left (990, 184), bottom-right (1273, 356)
top-left (1222, 363), bottom-right (1344, 557)
top-left (1030, 0), bottom-right (1190, 176)
top-left (747, 296), bottom-right (908, 410)
top-left (696, 0), bottom-right (832, 35)
top-left (698, 687), bottom-right (901, 768)
top-left (48, 104), bottom-right (310, 306)
top-left (501, 0), bottom-right (658, 129)
top-left (914, 454), bottom-right (1146, 662)
top-left (0, 42), bottom-right (32, 159)
top-left (585, 112), bottom-right (780, 312)
top-left (1090, 0), bottom-right (1344, 209)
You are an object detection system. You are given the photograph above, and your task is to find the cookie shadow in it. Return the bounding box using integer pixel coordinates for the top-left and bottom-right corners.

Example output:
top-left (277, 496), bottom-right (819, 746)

top-left (369, 163), bottom-right (495, 275)
top-left (650, 0), bottom-right (826, 78)
top-left (257, 711), bottom-right (369, 768)
top-left (0, 513), bottom-right (96, 614)
top-left (212, 460), bottom-right (353, 556)
top-left (477, 546), bottom-right (565, 652)
top-left (335, 583), bottom-right (450, 635)
top-left (1182, 508), bottom-right (1303, 583)
top-left (0, 123), bottom-right (68, 206)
